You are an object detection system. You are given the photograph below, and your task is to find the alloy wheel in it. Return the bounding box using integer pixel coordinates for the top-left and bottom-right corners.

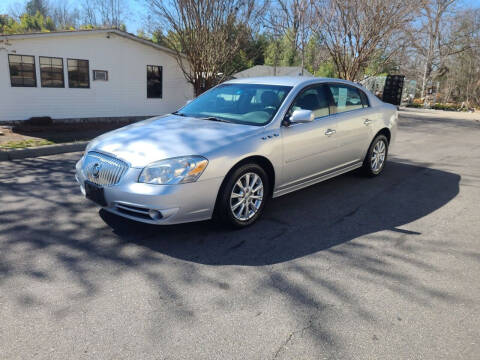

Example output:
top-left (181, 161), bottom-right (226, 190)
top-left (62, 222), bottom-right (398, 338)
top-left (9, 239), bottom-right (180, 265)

top-left (230, 172), bottom-right (264, 221)
top-left (371, 139), bottom-right (386, 173)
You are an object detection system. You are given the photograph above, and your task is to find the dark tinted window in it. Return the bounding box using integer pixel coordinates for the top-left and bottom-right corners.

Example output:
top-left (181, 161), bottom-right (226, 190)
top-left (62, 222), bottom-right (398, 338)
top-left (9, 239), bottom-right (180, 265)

top-left (68, 59), bottom-right (89, 88)
top-left (40, 56), bottom-right (64, 88)
top-left (328, 84), bottom-right (363, 113)
top-left (359, 90), bottom-right (370, 107)
top-left (291, 85), bottom-right (330, 118)
top-left (8, 54), bottom-right (36, 87)
top-left (147, 65), bottom-right (162, 98)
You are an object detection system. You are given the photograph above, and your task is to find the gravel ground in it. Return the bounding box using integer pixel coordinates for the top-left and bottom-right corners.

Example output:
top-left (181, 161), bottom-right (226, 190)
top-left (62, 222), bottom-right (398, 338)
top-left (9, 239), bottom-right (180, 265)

top-left (0, 110), bottom-right (479, 359)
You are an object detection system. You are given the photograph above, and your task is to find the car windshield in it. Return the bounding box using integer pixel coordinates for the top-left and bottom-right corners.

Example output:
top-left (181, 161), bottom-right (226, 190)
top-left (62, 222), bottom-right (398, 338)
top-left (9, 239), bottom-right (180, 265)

top-left (175, 83), bottom-right (293, 126)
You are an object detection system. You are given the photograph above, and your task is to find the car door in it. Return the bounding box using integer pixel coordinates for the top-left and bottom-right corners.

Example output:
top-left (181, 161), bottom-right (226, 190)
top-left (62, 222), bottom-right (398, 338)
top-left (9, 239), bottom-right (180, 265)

top-left (279, 84), bottom-right (339, 187)
top-left (327, 83), bottom-right (373, 165)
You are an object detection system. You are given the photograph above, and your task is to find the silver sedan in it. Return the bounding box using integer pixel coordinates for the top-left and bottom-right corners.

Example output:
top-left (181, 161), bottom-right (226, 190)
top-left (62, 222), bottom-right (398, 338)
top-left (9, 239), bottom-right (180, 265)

top-left (75, 77), bottom-right (397, 227)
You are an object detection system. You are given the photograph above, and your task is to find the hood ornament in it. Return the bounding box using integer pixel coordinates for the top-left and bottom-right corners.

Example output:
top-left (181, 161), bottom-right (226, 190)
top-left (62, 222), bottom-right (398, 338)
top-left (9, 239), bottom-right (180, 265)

top-left (92, 163), bottom-right (102, 178)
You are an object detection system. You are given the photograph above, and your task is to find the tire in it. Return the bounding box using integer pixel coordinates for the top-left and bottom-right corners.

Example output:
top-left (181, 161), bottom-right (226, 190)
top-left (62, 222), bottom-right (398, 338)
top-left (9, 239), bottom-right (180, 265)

top-left (362, 134), bottom-right (389, 177)
top-left (215, 163), bottom-right (270, 228)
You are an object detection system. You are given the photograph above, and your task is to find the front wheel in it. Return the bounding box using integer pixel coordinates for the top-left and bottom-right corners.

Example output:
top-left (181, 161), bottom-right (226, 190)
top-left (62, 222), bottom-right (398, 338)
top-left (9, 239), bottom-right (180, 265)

top-left (215, 164), bottom-right (269, 228)
top-left (362, 134), bottom-right (389, 176)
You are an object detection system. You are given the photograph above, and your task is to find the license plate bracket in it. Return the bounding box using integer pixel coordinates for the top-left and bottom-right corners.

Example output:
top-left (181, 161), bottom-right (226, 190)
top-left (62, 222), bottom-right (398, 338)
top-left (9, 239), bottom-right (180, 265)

top-left (84, 180), bottom-right (107, 206)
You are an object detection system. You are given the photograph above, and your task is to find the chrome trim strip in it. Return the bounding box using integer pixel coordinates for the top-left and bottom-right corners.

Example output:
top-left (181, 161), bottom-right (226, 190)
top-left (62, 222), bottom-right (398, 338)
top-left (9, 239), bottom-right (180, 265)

top-left (277, 161), bottom-right (360, 191)
top-left (115, 204), bottom-right (150, 215)
top-left (273, 162), bottom-right (362, 198)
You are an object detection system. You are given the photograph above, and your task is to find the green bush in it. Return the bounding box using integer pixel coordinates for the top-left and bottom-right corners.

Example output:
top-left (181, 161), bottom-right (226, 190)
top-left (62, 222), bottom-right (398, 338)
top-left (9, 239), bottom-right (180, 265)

top-left (431, 103), bottom-right (460, 111)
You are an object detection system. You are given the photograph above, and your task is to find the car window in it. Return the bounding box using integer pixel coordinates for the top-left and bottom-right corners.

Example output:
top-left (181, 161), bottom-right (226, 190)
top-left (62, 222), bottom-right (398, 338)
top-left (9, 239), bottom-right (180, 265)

top-left (359, 90), bottom-right (370, 108)
top-left (328, 84), bottom-right (364, 114)
top-left (290, 85), bottom-right (330, 118)
top-left (178, 83), bottom-right (292, 126)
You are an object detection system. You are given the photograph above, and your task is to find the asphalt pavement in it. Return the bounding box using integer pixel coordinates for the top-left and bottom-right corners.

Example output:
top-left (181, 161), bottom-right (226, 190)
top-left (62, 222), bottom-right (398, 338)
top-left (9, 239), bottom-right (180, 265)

top-left (0, 111), bottom-right (479, 359)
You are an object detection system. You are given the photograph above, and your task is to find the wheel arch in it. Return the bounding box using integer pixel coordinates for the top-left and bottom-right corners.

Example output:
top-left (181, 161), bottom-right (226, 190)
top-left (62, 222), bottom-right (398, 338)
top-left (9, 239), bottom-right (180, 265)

top-left (225, 155), bottom-right (276, 196)
top-left (375, 127), bottom-right (391, 144)
top-left (214, 155), bottom-right (276, 209)
top-left (362, 128), bottom-right (391, 163)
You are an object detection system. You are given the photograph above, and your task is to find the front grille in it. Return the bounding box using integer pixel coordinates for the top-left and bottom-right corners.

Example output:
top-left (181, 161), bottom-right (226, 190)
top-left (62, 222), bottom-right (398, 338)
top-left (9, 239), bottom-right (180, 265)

top-left (82, 152), bottom-right (128, 186)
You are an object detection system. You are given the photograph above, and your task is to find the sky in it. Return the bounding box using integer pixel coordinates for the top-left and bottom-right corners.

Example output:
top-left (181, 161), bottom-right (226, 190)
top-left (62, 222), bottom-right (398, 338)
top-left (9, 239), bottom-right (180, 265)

top-left (1, 0), bottom-right (480, 36)
top-left (0, 0), bottom-right (147, 34)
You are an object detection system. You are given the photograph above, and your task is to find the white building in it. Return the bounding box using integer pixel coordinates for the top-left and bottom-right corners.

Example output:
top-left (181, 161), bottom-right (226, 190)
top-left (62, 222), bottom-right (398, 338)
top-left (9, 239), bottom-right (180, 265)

top-left (0, 29), bottom-right (193, 123)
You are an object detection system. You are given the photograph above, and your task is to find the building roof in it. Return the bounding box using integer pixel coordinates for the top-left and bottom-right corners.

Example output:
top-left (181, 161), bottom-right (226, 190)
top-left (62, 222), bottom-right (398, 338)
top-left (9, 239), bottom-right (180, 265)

top-left (0, 28), bottom-right (182, 58)
top-left (232, 65), bottom-right (313, 79)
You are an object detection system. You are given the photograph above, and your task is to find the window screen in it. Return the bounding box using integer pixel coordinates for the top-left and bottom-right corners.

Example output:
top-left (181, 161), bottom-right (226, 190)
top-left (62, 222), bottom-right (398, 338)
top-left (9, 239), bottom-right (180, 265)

top-left (147, 65), bottom-right (163, 98)
top-left (8, 54), bottom-right (36, 87)
top-left (68, 59), bottom-right (89, 88)
top-left (328, 84), bottom-right (364, 113)
top-left (40, 57), bottom-right (64, 88)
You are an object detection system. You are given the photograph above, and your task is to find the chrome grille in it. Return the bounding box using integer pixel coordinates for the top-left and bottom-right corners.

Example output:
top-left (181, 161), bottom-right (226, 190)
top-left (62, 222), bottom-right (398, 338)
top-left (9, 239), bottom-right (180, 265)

top-left (82, 152), bottom-right (128, 186)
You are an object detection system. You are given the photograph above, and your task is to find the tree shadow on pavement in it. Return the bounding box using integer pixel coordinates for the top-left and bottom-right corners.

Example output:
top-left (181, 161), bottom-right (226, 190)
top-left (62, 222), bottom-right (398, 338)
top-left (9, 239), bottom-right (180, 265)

top-left (100, 160), bottom-right (460, 267)
top-left (0, 155), bottom-right (467, 357)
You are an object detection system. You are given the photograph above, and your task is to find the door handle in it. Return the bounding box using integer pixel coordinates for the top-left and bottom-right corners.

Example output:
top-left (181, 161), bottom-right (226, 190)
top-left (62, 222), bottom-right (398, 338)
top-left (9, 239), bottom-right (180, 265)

top-left (325, 129), bottom-right (336, 136)
top-left (364, 119), bottom-right (372, 125)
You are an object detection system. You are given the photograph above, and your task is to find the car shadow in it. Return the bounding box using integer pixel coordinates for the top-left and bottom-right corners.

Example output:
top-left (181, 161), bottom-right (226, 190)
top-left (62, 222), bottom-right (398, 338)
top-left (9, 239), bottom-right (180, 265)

top-left (100, 160), bottom-right (460, 266)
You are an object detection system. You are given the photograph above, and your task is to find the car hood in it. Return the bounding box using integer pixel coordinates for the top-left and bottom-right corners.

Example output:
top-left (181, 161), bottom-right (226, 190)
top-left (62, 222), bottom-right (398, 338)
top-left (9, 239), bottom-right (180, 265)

top-left (88, 115), bottom-right (261, 168)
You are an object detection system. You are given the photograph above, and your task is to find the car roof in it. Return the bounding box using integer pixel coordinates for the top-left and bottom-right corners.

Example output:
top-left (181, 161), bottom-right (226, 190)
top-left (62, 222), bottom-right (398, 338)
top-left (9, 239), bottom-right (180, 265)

top-left (225, 76), bottom-right (364, 88)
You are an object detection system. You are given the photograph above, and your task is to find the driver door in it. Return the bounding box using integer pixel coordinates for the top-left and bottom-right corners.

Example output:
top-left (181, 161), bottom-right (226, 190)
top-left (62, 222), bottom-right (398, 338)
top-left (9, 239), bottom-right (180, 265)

top-left (279, 84), bottom-right (339, 188)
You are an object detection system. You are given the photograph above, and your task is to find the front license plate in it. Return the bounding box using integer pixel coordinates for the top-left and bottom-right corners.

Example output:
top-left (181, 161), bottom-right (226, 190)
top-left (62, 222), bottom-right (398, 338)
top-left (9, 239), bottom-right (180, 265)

top-left (84, 181), bottom-right (107, 206)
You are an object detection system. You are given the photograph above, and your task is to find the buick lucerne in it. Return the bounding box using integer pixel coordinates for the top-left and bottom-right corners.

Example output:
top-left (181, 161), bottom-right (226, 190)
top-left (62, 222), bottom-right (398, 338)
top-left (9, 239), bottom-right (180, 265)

top-left (75, 77), bottom-right (397, 227)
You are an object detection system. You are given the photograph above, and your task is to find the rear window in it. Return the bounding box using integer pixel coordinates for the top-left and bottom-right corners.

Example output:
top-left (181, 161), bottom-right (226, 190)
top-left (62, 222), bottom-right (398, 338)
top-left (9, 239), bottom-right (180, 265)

top-left (328, 84), bottom-right (364, 114)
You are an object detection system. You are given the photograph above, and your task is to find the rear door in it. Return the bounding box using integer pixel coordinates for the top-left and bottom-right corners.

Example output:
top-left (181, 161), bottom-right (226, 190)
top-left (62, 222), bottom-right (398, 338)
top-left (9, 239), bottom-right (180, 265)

top-left (327, 83), bottom-right (373, 165)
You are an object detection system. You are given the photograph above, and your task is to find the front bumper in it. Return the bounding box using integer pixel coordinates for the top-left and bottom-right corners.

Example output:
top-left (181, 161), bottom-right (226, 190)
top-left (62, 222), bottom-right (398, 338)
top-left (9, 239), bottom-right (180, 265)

top-left (75, 157), bottom-right (224, 225)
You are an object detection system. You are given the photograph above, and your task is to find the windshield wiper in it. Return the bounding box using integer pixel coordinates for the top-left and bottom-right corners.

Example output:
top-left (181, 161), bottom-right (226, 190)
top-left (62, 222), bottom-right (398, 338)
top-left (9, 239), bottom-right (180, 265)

top-left (172, 111), bottom-right (186, 116)
top-left (200, 116), bottom-right (232, 123)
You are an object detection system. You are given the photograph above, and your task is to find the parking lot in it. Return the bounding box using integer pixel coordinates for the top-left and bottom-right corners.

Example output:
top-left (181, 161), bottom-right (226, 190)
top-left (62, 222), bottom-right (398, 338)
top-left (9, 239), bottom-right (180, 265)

top-left (0, 109), bottom-right (479, 359)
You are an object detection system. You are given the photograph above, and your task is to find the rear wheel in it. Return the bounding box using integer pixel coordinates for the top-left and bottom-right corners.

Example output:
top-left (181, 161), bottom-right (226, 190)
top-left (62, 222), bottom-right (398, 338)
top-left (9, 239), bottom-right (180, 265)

top-left (216, 164), bottom-right (269, 228)
top-left (362, 134), bottom-right (389, 176)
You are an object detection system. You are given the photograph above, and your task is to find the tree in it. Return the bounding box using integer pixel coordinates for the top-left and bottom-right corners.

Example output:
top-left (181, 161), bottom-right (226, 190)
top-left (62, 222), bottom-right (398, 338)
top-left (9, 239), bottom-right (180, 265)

top-left (0, 15), bottom-right (20, 34)
top-left (304, 34), bottom-right (331, 75)
top-left (148, 0), bottom-right (267, 96)
top-left (313, 0), bottom-right (418, 81)
top-left (26, 0), bottom-right (49, 17)
top-left (265, 0), bottom-right (314, 74)
top-left (80, 0), bottom-right (127, 29)
top-left (409, 0), bottom-right (464, 101)
top-left (225, 31), bottom-right (268, 74)
top-left (0, 11), bottom-right (56, 34)
top-left (436, 8), bottom-right (480, 106)
top-left (51, 0), bottom-right (80, 29)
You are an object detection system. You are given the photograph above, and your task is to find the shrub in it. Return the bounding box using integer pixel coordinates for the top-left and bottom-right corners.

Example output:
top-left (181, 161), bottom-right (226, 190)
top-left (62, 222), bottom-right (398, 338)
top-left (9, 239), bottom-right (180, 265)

top-left (407, 103), bottom-right (423, 108)
top-left (431, 103), bottom-right (460, 111)
top-left (412, 98), bottom-right (424, 105)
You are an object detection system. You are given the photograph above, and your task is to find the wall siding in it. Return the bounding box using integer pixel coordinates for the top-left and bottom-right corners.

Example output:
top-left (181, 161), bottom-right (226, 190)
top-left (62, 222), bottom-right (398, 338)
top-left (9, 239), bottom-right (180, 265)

top-left (0, 33), bottom-right (193, 122)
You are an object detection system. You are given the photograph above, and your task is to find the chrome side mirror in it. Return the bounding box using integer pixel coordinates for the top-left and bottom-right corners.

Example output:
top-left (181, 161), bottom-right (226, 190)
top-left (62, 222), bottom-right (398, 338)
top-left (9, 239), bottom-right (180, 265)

top-left (289, 109), bottom-right (314, 124)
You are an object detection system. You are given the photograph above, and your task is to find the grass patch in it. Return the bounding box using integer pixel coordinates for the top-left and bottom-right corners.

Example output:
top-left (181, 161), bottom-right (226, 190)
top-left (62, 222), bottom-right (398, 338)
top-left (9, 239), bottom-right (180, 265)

top-left (0, 139), bottom-right (55, 149)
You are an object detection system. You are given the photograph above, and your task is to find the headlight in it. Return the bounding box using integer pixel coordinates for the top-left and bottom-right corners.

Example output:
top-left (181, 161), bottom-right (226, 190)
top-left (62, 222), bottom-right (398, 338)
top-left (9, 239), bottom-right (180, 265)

top-left (138, 156), bottom-right (208, 185)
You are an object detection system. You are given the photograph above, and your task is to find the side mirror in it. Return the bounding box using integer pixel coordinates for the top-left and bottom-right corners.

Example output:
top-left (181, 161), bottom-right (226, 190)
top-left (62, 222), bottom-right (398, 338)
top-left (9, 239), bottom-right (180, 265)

top-left (288, 109), bottom-right (314, 125)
